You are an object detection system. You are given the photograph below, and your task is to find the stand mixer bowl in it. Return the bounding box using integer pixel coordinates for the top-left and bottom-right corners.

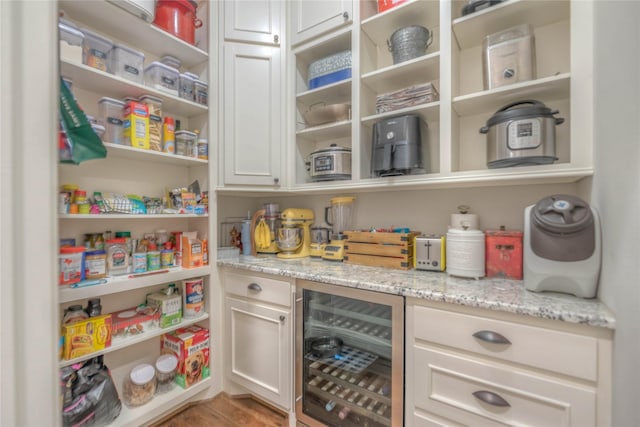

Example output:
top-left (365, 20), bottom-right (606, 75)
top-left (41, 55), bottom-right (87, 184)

top-left (276, 227), bottom-right (303, 252)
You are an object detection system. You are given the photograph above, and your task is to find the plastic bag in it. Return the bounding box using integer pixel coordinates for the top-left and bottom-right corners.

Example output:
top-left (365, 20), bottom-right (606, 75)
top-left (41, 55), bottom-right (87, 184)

top-left (60, 357), bottom-right (122, 427)
top-left (59, 77), bottom-right (107, 165)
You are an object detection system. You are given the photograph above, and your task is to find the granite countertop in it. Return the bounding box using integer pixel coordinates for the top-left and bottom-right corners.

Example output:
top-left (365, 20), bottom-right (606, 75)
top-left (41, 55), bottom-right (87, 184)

top-left (217, 255), bottom-right (616, 329)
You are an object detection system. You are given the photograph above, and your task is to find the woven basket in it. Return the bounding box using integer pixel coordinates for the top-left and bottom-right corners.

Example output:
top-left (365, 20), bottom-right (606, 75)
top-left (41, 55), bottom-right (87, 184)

top-left (387, 25), bottom-right (433, 64)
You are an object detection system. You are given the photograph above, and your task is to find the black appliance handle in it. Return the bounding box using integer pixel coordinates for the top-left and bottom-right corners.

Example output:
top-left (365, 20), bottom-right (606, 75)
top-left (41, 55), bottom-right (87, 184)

top-left (325, 206), bottom-right (332, 227)
top-left (495, 99), bottom-right (544, 113)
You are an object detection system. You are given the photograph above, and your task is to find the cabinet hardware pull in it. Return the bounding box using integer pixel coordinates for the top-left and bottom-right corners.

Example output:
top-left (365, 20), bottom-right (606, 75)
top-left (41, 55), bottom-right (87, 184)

top-left (248, 283), bottom-right (262, 292)
top-left (274, 177), bottom-right (280, 184)
top-left (274, 34), bottom-right (279, 43)
top-left (472, 330), bottom-right (511, 345)
top-left (342, 11), bottom-right (349, 19)
top-left (279, 315), bottom-right (285, 323)
top-left (472, 390), bottom-right (511, 407)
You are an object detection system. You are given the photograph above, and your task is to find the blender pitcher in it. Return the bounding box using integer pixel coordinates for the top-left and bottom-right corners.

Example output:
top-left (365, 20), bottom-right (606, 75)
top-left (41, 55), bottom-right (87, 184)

top-left (323, 196), bottom-right (356, 261)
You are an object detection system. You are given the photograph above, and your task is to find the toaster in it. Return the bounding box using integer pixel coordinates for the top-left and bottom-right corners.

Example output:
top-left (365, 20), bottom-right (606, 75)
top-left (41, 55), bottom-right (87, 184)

top-left (372, 114), bottom-right (424, 177)
top-left (414, 235), bottom-right (445, 271)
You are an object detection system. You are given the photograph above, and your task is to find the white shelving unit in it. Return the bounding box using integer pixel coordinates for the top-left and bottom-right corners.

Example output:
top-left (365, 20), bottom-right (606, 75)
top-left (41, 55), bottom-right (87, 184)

top-left (56, 1), bottom-right (215, 425)
top-left (285, 0), bottom-right (591, 191)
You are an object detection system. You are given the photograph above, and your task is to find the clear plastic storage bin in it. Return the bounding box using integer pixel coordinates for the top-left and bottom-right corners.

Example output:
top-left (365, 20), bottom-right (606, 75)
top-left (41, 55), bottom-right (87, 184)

top-left (144, 61), bottom-right (179, 96)
top-left (160, 55), bottom-right (181, 70)
top-left (111, 43), bottom-right (145, 84)
top-left (81, 28), bottom-right (113, 73)
top-left (98, 97), bottom-right (125, 144)
top-left (194, 79), bottom-right (208, 106)
top-left (123, 363), bottom-right (156, 407)
top-left (58, 22), bottom-right (84, 63)
top-left (179, 72), bottom-right (198, 101)
top-left (175, 130), bottom-right (197, 157)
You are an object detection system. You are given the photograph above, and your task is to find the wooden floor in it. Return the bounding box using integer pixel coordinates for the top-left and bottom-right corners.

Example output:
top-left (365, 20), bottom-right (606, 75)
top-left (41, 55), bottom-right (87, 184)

top-left (150, 393), bottom-right (288, 427)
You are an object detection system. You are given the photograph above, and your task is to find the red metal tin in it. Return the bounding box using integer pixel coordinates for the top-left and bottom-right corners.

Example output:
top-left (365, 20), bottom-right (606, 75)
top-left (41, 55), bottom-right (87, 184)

top-left (485, 228), bottom-right (523, 280)
top-left (377, 0), bottom-right (408, 13)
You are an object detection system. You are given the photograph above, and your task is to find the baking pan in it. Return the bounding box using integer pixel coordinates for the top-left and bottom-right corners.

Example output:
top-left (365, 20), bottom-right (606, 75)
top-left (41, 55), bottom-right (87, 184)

top-left (303, 103), bottom-right (351, 127)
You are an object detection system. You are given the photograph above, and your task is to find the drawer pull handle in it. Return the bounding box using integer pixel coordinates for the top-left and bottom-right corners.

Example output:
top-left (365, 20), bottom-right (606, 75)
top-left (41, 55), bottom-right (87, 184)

top-left (472, 330), bottom-right (511, 345)
top-left (472, 390), bottom-right (511, 407)
top-left (248, 283), bottom-right (262, 292)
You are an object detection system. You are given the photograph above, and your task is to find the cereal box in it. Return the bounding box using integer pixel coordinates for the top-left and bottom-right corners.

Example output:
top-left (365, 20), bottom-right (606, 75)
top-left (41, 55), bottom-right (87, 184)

top-left (161, 325), bottom-right (210, 389)
top-left (62, 314), bottom-right (112, 360)
top-left (122, 101), bottom-right (149, 149)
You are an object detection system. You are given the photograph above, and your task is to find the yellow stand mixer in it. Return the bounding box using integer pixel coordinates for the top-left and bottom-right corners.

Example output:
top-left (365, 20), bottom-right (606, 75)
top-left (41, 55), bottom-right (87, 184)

top-left (276, 208), bottom-right (314, 259)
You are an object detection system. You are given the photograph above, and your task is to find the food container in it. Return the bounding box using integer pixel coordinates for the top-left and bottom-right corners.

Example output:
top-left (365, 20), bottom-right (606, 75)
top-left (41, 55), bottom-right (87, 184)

top-left (303, 103), bottom-right (351, 127)
top-left (106, 238), bottom-right (129, 276)
top-left (485, 227), bottom-right (523, 279)
top-left (479, 100), bottom-right (564, 168)
top-left (123, 363), bottom-right (156, 407)
top-left (144, 61), bottom-right (180, 96)
top-left (155, 354), bottom-right (178, 393)
top-left (160, 54), bottom-right (182, 69)
top-left (306, 144), bottom-right (351, 182)
top-left (197, 138), bottom-right (208, 160)
top-left (84, 250), bottom-right (107, 280)
top-left (161, 325), bottom-right (210, 389)
top-left (98, 97), bottom-right (125, 144)
top-left (194, 79), bottom-right (208, 106)
top-left (111, 305), bottom-right (160, 338)
top-left (483, 24), bottom-right (535, 90)
top-left (59, 246), bottom-right (85, 285)
top-left (146, 288), bottom-right (182, 328)
top-left (182, 278), bottom-right (205, 318)
top-left (62, 314), bottom-right (112, 360)
top-left (59, 22), bottom-right (84, 63)
top-left (387, 25), bottom-right (433, 64)
top-left (111, 43), bottom-right (145, 84)
top-left (140, 95), bottom-right (163, 151)
top-left (153, 0), bottom-right (203, 45)
top-left (179, 72), bottom-right (197, 101)
top-left (308, 50), bottom-right (352, 90)
top-left (80, 28), bottom-right (113, 72)
top-left (175, 130), bottom-right (197, 157)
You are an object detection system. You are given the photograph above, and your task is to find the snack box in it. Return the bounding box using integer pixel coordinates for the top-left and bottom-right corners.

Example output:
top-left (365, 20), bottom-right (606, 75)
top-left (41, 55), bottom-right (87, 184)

top-left (161, 325), bottom-right (210, 389)
top-left (111, 305), bottom-right (161, 339)
top-left (146, 290), bottom-right (182, 328)
top-left (122, 101), bottom-right (149, 149)
top-left (62, 314), bottom-right (112, 360)
top-left (181, 232), bottom-right (203, 269)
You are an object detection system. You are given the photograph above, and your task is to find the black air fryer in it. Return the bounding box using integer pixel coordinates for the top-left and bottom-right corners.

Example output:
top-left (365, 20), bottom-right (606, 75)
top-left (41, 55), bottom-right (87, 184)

top-left (372, 114), bottom-right (423, 177)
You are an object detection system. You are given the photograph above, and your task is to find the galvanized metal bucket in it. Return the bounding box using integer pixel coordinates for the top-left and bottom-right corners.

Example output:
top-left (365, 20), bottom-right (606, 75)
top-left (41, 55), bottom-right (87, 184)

top-left (387, 25), bottom-right (433, 64)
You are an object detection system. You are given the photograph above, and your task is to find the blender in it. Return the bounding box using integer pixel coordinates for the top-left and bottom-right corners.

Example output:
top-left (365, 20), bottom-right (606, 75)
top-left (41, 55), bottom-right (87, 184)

top-left (322, 196), bottom-right (356, 261)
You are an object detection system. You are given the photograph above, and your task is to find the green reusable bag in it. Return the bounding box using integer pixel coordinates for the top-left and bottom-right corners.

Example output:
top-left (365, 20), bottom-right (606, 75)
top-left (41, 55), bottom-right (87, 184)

top-left (59, 77), bottom-right (107, 164)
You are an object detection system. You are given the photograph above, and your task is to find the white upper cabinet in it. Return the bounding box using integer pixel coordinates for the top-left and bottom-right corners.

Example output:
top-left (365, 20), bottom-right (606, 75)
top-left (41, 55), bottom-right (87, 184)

top-left (223, 43), bottom-right (282, 187)
top-left (290, 0), bottom-right (353, 46)
top-left (224, 0), bottom-right (282, 45)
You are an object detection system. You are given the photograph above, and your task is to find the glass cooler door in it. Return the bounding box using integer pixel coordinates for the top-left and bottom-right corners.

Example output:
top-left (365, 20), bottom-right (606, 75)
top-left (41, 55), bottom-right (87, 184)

top-left (296, 280), bottom-right (404, 427)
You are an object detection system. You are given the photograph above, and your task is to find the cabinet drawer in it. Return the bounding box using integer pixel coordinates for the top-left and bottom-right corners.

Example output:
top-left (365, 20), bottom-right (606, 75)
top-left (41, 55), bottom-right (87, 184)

top-left (412, 305), bottom-right (598, 381)
top-left (224, 271), bottom-right (292, 307)
top-left (414, 346), bottom-right (596, 427)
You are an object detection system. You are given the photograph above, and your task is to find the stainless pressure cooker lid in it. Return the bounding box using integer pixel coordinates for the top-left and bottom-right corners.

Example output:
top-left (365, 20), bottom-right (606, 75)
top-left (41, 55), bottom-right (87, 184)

top-left (311, 143), bottom-right (351, 155)
top-left (480, 100), bottom-right (564, 133)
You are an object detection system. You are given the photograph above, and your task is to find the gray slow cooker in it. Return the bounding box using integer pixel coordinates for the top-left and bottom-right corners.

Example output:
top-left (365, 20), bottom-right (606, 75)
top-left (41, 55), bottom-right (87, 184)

top-left (306, 144), bottom-right (351, 181)
top-left (480, 100), bottom-right (564, 169)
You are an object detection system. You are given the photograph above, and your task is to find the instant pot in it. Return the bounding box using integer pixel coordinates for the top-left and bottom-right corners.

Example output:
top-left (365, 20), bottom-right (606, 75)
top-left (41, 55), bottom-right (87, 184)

top-left (480, 100), bottom-right (564, 169)
top-left (306, 144), bottom-right (351, 181)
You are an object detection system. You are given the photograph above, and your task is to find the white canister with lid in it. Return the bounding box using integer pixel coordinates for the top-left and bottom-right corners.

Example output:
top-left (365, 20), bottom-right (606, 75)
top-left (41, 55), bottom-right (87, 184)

top-left (446, 228), bottom-right (485, 279)
top-left (123, 363), bottom-right (156, 406)
top-left (450, 205), bottom-right (479, 230)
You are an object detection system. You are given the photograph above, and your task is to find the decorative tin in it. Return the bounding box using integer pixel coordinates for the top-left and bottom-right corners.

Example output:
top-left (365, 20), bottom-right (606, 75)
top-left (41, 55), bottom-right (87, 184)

top-left (485, 227), bottom-right (523, 279)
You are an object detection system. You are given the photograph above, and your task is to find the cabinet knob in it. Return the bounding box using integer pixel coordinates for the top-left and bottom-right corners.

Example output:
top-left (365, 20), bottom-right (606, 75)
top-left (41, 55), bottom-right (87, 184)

top-left (342, 11), bottom-right (349, 20)
top-left (472, 330), bottom-right (511, 345)
top-left (274, 177), bottom-right (280, 185)
top-left (247, 282), bottom-right (262, 292)
top-left (279, 315), bottom-right (285, 323)
top-left (472, 390), bottom-right (511, 407)
top-left (274, 34), bottom-right (279, 44)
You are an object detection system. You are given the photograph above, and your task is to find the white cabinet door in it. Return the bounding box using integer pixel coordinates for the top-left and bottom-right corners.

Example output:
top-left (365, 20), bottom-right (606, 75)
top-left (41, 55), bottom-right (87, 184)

top-left (223, 43), bottom-right (282, 186)
top-left (290, 0), bottom-right (352, 46)
top-left (224, 0), bottom-right (281, 45)
top-left (225, 295), bottom-right (291, 410)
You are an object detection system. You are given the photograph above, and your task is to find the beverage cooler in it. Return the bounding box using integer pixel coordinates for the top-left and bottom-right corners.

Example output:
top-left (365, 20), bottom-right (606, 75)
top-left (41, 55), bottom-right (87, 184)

top-left (295, 280), bottom-right (404, 426)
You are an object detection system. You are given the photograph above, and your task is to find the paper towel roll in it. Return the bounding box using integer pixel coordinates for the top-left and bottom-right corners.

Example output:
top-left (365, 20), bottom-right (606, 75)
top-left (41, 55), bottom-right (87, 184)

top-left (450, 213), bottom-right (479, 230)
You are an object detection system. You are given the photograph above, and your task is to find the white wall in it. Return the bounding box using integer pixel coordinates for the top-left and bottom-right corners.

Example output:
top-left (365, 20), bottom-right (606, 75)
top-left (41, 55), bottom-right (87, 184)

top-left (591, 2), bottom-right (640, 426)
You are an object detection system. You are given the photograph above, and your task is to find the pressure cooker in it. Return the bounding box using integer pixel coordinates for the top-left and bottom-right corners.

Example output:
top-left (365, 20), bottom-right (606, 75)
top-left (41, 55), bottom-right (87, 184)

top-left (306, 144), bottom-right (351, 181)
top-left (480, 100), bottom-right (564, 169)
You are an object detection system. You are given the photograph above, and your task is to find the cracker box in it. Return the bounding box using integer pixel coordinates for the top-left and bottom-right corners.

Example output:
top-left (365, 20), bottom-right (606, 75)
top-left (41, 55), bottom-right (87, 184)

top-left (111, 305), bottom-right (160, 339)
top-left (62, 314), bottom-right (112, 360)
top-left (122, 101), bottom-right (149, 149)
top-left (161, 325), bottom-right (210, 389)
top-left (181, 231), bottom-right (203, 269)
top-left (146, 290), bottom-right (182, 328)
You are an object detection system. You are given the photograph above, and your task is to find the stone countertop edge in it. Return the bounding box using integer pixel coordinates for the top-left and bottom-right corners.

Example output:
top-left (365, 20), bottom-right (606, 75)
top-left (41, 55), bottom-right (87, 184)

top-left (217, 256), bottom-right (616, 329)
